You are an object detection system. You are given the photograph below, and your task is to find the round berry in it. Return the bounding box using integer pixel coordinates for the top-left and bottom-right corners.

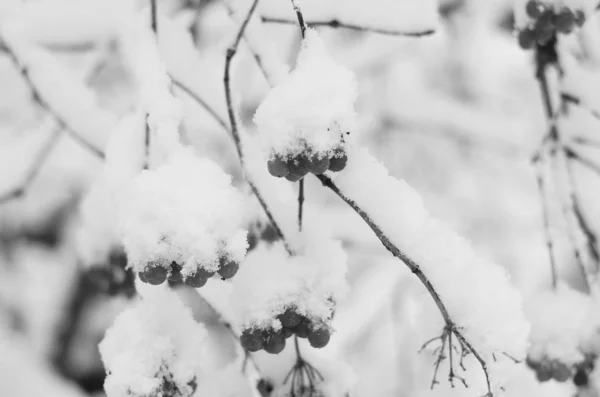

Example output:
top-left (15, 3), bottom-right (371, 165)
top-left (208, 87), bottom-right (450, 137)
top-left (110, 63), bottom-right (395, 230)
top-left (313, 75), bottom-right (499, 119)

top-left (241, 328), bottom-right (264, 352)
top-left (257, 379), bottom-right (274, 397)
top-left (287, 156), bottom-right (309, 177)
top-left (294, 320), bottom-right (310, 338)
top-left (573, 368), bottom-right (588, 386)
top-left (525, 0), bottom-right (544, 19)
top-left (308, 327), bottom-right (330, 348)
top-left (261, 224), bottom-right (279, 243)
top-left (535, 21), bottom-right (554, 45)
top-left (536, 365), bottom-right (552, 382)
top-left (195, 267), bottom-right (215, 279)
top-left (555, 8), bottom-right (575, 34)
top-left (328, 152), bottom-right (348, 172)
top-left (279, 309), bottom-right (302, 328)
top-left (526, 357), bottom-right (540, 370)
top-left (574, 10), bottom-right (586, 27)
top-left (217, 259), bottom-right (239, 280)
top-left (267, 155), bottom-right (289, 178)
top-left (247, 232), bottom-right (258, 251)
top-left (285, 173), bottom-right (303, 182)
top-left (185, 272), bottom-right (208, 288)
top-left (141, 265), bottom-right (168, 285)
top-left (263, 331), bottom-right (286, 354)
top-left (306, 152), bottom-right (330, 175)
top-left (138, 270), bottom-right (148, 283)
top-left (518, 28), bottom-right (536, 49)
top-left (551, 362), bottom-right (571, 382)
top-left (282, 328), bottom-right (294, 339)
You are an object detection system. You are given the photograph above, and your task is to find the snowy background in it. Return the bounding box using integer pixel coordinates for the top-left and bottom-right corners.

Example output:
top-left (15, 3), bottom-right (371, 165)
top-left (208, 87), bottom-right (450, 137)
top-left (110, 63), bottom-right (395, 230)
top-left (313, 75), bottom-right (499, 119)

top-left (1, 0), bottom-right (600, 396)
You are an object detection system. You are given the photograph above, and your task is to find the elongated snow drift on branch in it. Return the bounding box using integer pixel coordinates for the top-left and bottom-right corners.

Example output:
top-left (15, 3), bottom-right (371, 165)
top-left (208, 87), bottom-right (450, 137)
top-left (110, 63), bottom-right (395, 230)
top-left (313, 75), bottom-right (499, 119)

top-left (332, 148), bottom-right (530, 360)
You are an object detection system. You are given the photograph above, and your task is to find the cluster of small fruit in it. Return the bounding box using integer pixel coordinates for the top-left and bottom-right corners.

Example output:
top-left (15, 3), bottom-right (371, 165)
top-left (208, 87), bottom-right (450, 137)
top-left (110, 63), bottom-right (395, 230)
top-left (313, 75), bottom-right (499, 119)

top-left (240, 308), bottom-right (332, 354)
top-left (137, 256), bottom-right (239, 288)
top-left (267, 146), bottom-right (348, 181)
top-left (518, 0), bottom-right (586, 49)
top-left (526, 354), bottom-right (595, 386)
top-left (86, 250), bottom-right (136, 298)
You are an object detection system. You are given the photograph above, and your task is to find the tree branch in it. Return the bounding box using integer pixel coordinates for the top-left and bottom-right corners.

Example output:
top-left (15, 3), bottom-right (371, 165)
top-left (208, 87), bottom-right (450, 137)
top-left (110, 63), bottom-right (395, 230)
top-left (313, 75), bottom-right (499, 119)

top-left (561, 92), bottom-right (600, 121)
top-left (261, 16), bottom-right (435, 37)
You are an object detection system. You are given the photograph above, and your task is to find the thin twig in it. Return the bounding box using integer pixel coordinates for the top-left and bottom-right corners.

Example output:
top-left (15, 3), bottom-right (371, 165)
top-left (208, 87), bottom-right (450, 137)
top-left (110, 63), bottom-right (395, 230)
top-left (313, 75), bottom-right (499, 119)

top-left (565, 146), bottom-right (600, 177)
top-left (298, 178), bottom-right (304, 231)
top-left (261, 17), bottom-right (436, 37)
top-left (0, 123), bottom-right (63, 205)
top-left (144, 0), bottom-right (159, 170)
top-left (150, 0), bottom-right (158, 34)
top-left (561, 92), bottom-right (600, 121)
top-left (289, 0), bottom-right (307, 37)
top-left (171, 77), bottom-right (230, 132)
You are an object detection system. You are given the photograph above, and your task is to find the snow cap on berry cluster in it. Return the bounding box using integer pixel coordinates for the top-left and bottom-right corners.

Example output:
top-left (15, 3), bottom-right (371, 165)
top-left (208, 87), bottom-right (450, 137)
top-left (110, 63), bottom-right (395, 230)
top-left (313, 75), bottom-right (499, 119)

top-left (526, 283), bottom-right (600, 365)
top-left (118, 148), bottom-right (248, 276)
top-left (514, 0), bottom-right (594, 29)
top-left (99, 286), bottom-right (211, 397)
top-left (332, 147), bottom-right (530, 361)
top-left (253, 29), bottom-right (357, 159)
top-left (230, 224), bottom-right (348, 330)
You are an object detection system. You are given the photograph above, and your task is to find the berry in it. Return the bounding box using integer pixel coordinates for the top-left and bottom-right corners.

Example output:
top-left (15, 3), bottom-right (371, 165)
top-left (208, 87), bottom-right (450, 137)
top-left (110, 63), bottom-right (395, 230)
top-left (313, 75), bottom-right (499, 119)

top-left (168, 262), bottom-right (184, 284)
top-left (267, 155), bottom-right (289, 178)
top-left (555, 8), bottom-right (575, 34)
top-left (185, 272), bottom-right (208, 288)
top-left (285, 173), bottom-right (303, 182)
top-left (328, 151), bottom-right (348, 172)
top-left (282, 328), bottom-right (294, 339)
top-left (294, 320), bottom-right (310, 338)
top-left (518, 28), bottom-right (536, 49)
top-left (279, 309), bottom-right (302, 328)
top-left (573, 368), bottom-right (588, 387)
top-left (306, 152), bottom-right (330, 175)
top-left (256, 379), bottom-right (274, 397)
top-left (138, 270), bottom-right (148, 283)
top-left (261, 224), bottom-right (279, 243)
top-left (526, 0), bottom-right (544, 19)
top-left (308, 327), bottom-right (330, 348)
top-left (536, 365), bottom-right (552, 382)
top-left (263, 331), bottom-right (286, 354)
top-left (195, 267), bottom-right (215, 279)
top-left (551, 362), bottom-right (571, 382)
top-left (241, 329), bottom-right (264, 352)
top-left (574, 10), bottom-right (586, 27)
top-left (141, 265), bottom-right (168, 285)
top-left (526, 357), bottom-right (540, 370)
top-left (287, 156), bottom-right (309, 177)
top-left (218, 259), bottom-right (239, 280)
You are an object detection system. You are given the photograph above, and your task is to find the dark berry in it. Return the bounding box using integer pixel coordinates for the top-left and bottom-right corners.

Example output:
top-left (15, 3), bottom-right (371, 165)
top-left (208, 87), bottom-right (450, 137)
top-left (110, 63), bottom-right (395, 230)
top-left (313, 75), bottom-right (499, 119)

top-left (306, 152), bottom-right (330, 175)
top-left (278, 309), bottom-right (302, 328)
top-left (168, 262), bottom-right (184, 284)
top-left (241, 328), bottom-right (264, 352)
top-left (263, 331), bottom-right (286, 354)
top-left (109, 250), bottom-right (128, 268)
top-left (574, 10), bottom-right (586, 27)
top-left (551, 362), bottom-right (571, 382)
top-left (308, 327), bottom-right (330, 348)
top-left (535, 22), bottom-right (554, 45)
top-left (257, 378), bottom-right (274, 397)
top-left (285, 173), bottom-right (303, 182)
top-left (282, 328), bottom-right (294, 339)
top-left (267, 155), bottom-right (289, 178)
top-left (518, 27), bottom-right (536, 49)
top-left (533, 10), bottom-right (555, 45)
top-left (138, 270), bottom-right (148, 283)
top-left (287, 156), bottom-right (309, 177)
top-left (526, 357), bottom-right (540, 370)
top-left (294, 321), bottom-right (310, 338)
top-left (247, 232), bottom-right (258, 251)
top-left (525, 0), bottom-right (544, 19)
top-left (536, 365), bottom-right (553, 382)
top-left (261, 224), bottom-right (279, 243)
top-left (195, 267), bottom-right (215, 279)
top-left (555, 8), bottom-right (575, 34)
top-left (328, 151), bottom-right (348, 172)
top-left (185, 272), bottom-right (208, 288)
top-left (141, 265), bottom-right (168, 285)
top-left (217, 259), bottom-right (239, 280)
top-left (573, 368), bottom-right (588, 386)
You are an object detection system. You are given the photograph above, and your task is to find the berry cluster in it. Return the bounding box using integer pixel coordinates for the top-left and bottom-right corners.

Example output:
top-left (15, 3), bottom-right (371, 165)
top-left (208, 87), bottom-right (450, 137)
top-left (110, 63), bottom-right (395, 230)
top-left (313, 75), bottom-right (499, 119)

top-left (138, 256), bottom-right (239, 287)
top-left (526, 354), bottom-right (595, 386)
top-left (87, 250), bottom-right (136, 298)
top-left (268, 147), bottom-right (348, 181)
top-left (240, 308), bottom-right (332, 354)
top-left (518, 1), bottom-right (586, 49)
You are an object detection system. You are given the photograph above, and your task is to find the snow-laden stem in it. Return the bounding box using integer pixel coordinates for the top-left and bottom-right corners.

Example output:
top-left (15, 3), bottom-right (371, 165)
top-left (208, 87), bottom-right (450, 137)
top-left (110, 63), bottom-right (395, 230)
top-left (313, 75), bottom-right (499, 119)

top-left (533, 160), bottom-right (558, 289)
top-left (260, 17), bottom-right (436, 37)
top-left (0, 122), bottom-right (62, 205)
top-left (150, 0), bottom-right (158, 34)
top-left (315, 174), bottom-right (492, 395)
top-left (298, 179), bottom-right (304, 231)
top-left (289, 0), bottom-right (307, 37)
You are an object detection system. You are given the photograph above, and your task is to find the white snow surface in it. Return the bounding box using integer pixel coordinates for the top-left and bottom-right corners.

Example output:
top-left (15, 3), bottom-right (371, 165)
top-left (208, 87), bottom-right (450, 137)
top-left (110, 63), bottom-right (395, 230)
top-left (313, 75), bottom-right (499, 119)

top-left (253, 29), bottom-right (357, 159)
top-left (99, 285), bottom-right (211, 397)
top-left (331, 147), bottom-right (530, 360)
top-left (231, 226), bottom-right (348, 330)
top-left (526, 283), bottom-right (600, 365)
top-left (119, 149), bottom-right (248, 275)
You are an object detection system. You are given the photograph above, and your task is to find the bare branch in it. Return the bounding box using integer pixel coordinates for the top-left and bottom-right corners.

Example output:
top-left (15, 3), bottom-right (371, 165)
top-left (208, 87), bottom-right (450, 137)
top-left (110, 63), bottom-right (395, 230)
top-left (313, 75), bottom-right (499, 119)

top-left (565, 146), bottom-right (600, 177)
top-left (261, 16), bottom-right (436, 37)
top-left (561, 92), bottom-right (600, 121)
top-left (0, 123), bottom-right (63, 205)
top-left (171, 78), bottom-right (230, 132)
top-left (150, 0), bottom-right (158, 34)
top-left (289, 0), bottom-right (308, 37)
top-left (298, 178), bottom-right (304, 231)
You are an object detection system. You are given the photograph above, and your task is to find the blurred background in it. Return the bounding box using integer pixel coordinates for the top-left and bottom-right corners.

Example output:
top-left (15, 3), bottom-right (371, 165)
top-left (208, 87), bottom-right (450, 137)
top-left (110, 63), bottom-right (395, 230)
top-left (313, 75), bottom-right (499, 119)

top-left (1, 0), bottom-right (600, 396)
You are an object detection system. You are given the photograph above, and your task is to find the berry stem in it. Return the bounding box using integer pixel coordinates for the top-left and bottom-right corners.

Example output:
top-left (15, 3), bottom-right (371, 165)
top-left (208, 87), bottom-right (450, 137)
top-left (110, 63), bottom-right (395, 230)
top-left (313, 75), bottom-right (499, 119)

top-left (298, 178), bottom-right (304, 232)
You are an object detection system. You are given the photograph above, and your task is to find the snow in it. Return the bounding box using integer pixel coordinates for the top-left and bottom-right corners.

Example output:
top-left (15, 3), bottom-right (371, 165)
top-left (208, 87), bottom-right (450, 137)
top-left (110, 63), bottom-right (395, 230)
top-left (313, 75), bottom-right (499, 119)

top-left (526, 283), bottom-right (600, 365)
top-left (99, 285), bottom-right (212, 397)
top-left (253, 29), bottom-right (357, 159)
top-left (330, 147), bottom-right (530, 361)
top-left (118, 149), bottom-right (248, 277)
top-left (260, 0), bottom-right (438, 33)
top-left (230, 223), bottom-right (348, 330)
